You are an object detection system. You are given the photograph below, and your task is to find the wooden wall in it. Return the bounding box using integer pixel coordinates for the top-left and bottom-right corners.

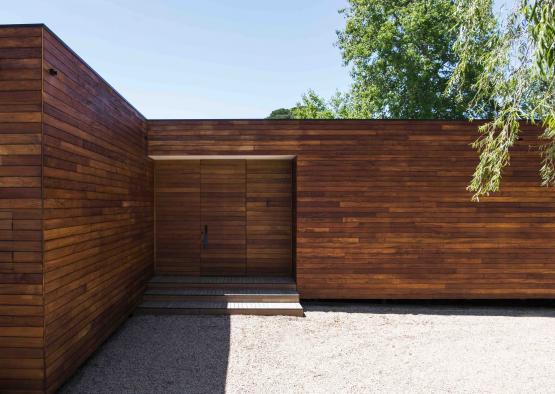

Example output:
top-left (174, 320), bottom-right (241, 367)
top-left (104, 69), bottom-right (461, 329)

top-left (200, 160), bottom-right (247, 275)
top-left (41, 28), bottom-right (153, 392)
top-left (0, 25), bottom-right (154, 393)
top-left (246, 160), bottom-right (292, 276)
top-left (155, 160), bottom-right (200, 275)
top-left (2, 22), bottom-right (555, 392)
top-left (0, 25), bottom-right (44, 393)
top-left (148, 120), bottom-right (555, 299)
top-left (154, 159), bottom-right (293, 276)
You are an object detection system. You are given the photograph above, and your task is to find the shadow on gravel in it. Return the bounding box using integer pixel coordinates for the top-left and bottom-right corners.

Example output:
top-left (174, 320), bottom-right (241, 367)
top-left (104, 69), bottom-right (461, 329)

top-left (303, 300), bottom-right (555, 318)
top-left (59, 314), bottom-right (230, 394)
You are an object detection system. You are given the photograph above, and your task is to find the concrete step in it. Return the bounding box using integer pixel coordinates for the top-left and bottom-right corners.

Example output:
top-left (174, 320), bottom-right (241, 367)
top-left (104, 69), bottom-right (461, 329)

top-left (136, 301), bottom-right (304, 317)
top-left (143, 288), bottom-right (299, 303)
top-left (146, 275), bottom-right (297, 290)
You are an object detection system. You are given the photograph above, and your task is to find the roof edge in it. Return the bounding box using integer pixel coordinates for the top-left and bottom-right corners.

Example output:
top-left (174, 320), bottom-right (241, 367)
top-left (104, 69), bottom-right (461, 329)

top-left (0, 23), bottom-right (146, 120)
top-left (147, 118), bottom-right (483, 122)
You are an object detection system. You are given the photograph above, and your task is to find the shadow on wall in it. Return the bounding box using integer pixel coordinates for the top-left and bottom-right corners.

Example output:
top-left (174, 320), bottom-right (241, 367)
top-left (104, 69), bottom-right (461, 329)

top-left (59, 314), bottom-right (230, 394)
top-left (303, 300), bottom-right (555, 318)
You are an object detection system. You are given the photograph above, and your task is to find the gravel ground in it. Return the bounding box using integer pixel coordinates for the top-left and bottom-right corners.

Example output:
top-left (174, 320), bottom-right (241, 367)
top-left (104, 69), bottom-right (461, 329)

top-left (60, 302), bottom-right (555, 394)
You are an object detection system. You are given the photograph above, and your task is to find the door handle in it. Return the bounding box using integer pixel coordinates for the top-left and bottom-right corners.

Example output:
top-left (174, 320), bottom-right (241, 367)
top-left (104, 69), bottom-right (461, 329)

top-left (202, 225), bottom-right (208, 249)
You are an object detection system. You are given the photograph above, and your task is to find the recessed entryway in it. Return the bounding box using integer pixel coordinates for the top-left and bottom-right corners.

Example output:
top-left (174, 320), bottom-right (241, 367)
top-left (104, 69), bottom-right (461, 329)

top-left (151, 158), bottom-right (300, 315)
top-left (154, 158), bottom-right (294, 277)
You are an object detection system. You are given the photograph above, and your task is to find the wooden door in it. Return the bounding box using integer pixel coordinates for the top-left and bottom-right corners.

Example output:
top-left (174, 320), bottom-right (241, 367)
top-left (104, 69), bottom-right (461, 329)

top-left (246, 160), bottom-right (293, 275)
top-left (155, 159), bottom-right (293, 277)
top-left (155, 160), bottom-right (201, 275)
top-left (200, 160), bottom-right (247, 275)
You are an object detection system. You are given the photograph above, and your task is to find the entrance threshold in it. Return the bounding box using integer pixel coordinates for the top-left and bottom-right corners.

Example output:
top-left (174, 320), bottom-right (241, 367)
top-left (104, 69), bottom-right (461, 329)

top-left (137, 276), bottom-right (304, 317)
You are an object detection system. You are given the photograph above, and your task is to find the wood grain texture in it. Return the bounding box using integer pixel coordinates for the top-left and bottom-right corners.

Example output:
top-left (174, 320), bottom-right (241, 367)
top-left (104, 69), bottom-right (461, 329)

top-left (246, 160), bottom-right (292, 276)
top-left (148, 119), bottom-right (555, 299)
top-left (41, 29), bottom-right (153, 393)
top-left (155, 160), bottom-right (200, 275)
top-left (0, 25), bottom-right (44, 394)
top-left (200, 160), bottom-right (246, 275)
top-left (154, 160), bottom-right (293, 276)
top-left (2, 22), bottom-right (555, 393)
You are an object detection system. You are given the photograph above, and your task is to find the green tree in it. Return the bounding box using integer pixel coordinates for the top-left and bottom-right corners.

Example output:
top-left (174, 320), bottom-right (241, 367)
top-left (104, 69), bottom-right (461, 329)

top-left (292, 0), bottom-right (495, 120)
top-left (449, 0), bottom-right (555, 199)
top-left (339, 0), bottom-right (496, 119)
top-left (290, 90), bottom-right (352, 119)
top-left (266, 108), bottom-right (293, 119)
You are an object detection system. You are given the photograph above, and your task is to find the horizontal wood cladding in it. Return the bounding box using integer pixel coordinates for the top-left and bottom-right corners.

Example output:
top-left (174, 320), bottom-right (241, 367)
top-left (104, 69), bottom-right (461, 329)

top-left (200, 160), bottom-right (247, 275)
top-left (41, 28), bottom-right (153, 393)
top-left (154, 159), bottom-right (293, 276)
top-left (155, 160), bottom-right (200, 275)
top-left (148, 120), bottom-right (555, 299)
top-left (246, 160), bottom-right (292, 276)
top-left (0, 25), bottom-right (44, 394)
top-left (2, 22), bottom-right (555, 392)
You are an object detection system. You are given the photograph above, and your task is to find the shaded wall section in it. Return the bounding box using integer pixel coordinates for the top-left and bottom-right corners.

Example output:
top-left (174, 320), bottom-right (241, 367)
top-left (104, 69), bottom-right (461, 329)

top-left (154, 159), bottom-right (293, 276)
top-left (0, 25), bottom-right (44, 393)
top-left (148, 120), bottom-right (555, 299)
top-left (41, 28), bottom-right (153, 392)
top-left (155, 160), bottom-right (201, 275)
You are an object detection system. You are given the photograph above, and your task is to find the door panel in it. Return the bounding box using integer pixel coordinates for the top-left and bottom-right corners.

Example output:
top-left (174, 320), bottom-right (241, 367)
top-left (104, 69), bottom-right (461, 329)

top-left (246, 160), bottom-right (293, 275)
top-left (201, 160), bottom-right (247, 275)
top-left (155, 159), bottom-right (293, 277)
top-left (155, 160), bottom-right (201, 275)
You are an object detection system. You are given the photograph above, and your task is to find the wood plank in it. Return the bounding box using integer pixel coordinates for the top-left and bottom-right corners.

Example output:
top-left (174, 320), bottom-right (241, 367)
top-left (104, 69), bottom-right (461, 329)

top-left (247, 160), bottom-right (293, 275)
top-left (0, 25), bottom-right (44, 394)
top-left (40, 28), bottom-right (153, 394)
top-left (200, 160), bottom-right (246, 275)
top-left (154, 160), bottom-right (200, 275)
top-left (148, 120), bottom-right (555, 300)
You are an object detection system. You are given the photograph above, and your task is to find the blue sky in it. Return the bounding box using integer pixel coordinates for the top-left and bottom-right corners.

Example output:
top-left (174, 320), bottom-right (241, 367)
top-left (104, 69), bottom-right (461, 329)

top-left (4, 0), bottom-right (515, 119)
top-left (4, 0), bottom-right (351, 118)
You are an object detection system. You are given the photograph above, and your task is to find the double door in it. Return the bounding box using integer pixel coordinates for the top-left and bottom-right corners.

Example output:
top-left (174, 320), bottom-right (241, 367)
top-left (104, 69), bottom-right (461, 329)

top-left (155, 159), bottom-right (292, 276)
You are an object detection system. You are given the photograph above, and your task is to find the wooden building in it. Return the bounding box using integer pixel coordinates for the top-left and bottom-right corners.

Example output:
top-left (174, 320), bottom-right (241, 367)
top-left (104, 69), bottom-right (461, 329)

top-left (0, 24), bottom-right (554, 393)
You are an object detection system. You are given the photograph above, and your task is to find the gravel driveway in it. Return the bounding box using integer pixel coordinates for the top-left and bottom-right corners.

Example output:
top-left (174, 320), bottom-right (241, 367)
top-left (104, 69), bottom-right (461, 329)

top-left (60, 302), bottom-right (555, 394)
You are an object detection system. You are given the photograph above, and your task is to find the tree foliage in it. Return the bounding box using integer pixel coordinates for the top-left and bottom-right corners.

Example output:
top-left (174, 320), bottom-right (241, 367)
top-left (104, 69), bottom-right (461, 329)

top-left (280, 0), bottom-right (555, 199)
top-left (338, 0), bottom-right (494, 119)
top-left (290, 0), bottom-right (496, 120)
top-left (290, 90), bottom-right (352, 119)
top-left (449, 0), bottom-right (555, 199)
top-left (266, 108), bottom-right (293, 119)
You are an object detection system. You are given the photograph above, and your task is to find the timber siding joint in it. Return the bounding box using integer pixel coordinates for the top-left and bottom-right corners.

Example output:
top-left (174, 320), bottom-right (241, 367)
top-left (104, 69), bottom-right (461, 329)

top-left (0, 23), bottom-right (554, 394)
top-left (0, 23), bottom-right (153, 393)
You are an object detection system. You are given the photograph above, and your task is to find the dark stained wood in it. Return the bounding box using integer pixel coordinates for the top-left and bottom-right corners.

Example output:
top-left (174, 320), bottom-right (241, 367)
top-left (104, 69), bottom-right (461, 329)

top-left (0, 25), bottom-right (44, 394)
top-left (155, 160), bottom-right (200, 275)
top-left (154, 159), bottom-right (294, 277)
top-left (247, 160), bottom-right (292, 276)
top-left (40, 28), bottom-right (153, 393)
top-left (148, 119), bottom-right (555, 299)
top-left (200, 160), bottom-right (246, 276)
top-left (3, 23), bottom-right (555, 393)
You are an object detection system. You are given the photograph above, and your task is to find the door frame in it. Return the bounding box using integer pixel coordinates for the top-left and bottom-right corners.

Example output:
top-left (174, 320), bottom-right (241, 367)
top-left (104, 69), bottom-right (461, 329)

top-left (152, 155), bottom-right (297, 278)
